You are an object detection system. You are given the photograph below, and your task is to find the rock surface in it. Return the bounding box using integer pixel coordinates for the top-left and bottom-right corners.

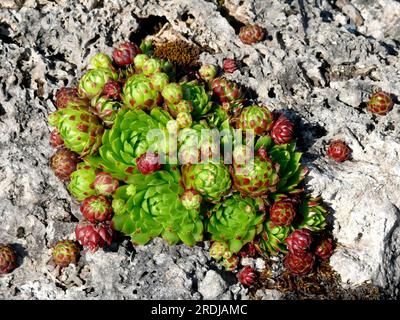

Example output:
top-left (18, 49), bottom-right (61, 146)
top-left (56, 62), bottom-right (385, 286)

top-left (0, 0), bottom-right (399, 299)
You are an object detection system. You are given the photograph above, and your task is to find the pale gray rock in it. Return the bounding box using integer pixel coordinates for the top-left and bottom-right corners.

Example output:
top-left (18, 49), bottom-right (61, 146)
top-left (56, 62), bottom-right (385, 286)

top-left (198, 270), bottom-right (228, 300)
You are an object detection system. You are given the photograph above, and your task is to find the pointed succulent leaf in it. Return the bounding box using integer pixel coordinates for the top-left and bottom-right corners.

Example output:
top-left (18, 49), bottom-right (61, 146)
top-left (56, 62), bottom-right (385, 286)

top-left (181, 81), bottom-right (212, 118)
top-left (257, 220), bottom-right (293, 256)
top-left (298, 195), bottom-right (328, 232)
top-left (269, 142), bottom-right (306, 194)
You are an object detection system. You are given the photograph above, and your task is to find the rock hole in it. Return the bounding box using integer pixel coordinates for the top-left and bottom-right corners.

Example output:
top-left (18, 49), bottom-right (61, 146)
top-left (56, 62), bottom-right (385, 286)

top-left (67, 68), bottom-right (76, 77)
top-left (268, 87), bottom-right (276, 98)
top-left (45, 73), bottom-right (58, 85)
top-left (310, 124), bottom-right (328, 139)
top-left (105, 26), bottom-right (115, 47)
top-left (84, 34), bottom-right (100, 49)
top-left (20, 72), bottom-right (32, 89)
top-left (384, 122), bottom-right (395, 132)
top-left (0, 22), bottom-right (13, 44)
top-left (181, 11), bottom-right (195, 22)
top-left (16, 227), bottom-right (25, 238)
top-left (129, 15), bottom-right (168, 44)
top-left (84, 287), bottom-right (95, 294)
top-left (320, 10), bottom-right (333, 23)
top-left (92, 0), bottom-right (104, 9)
top-left (323, 99), bottom-right (331, 109)
top-left (69, 214), bottom-right (79, 223)
top-left (276, 31), bottom-right (286, 50)
top-left (132, 289), bottom-right (137, 294)
top-left (366, 123), bottom-right (375, 133)
top-left (50, 52), bottom-right (67, 63)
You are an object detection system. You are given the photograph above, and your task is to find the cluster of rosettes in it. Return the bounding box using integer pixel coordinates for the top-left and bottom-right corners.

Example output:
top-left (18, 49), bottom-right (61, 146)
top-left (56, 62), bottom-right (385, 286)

top-left (49, 36), bottom-right (379, 281)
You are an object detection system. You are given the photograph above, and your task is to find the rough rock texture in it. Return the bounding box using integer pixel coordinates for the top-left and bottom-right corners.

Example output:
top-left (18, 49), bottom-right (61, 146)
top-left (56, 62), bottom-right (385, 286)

top-left (0, 0), bottom-right (399, 299)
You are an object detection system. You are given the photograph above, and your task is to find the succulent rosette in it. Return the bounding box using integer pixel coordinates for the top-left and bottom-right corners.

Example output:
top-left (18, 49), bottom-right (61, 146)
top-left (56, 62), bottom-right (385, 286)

top-left (147, 72), bottom-right (169, 92)
top-left (239, 24), bottom-right (265, 45)
top-left (122, 73), bottom-right (160, 110)
top-left (237, 266), bottom-right (257, 287)
top-left (298, 196), bottom-right (327, 232)
top-left (367, 91), bottom-right (393, 115)
top-left (102, 80), bottom-right (121, 100)
top-left (52, 240), bottom-right (80, 267)
top-left (182, 162), bottom-right (232, 202)
top-left (48, 106), bottom-right (104, 156)
top-left (55, 87), bottom-right (88, 109)
top-left (85, 108), bottom-right (172, 181)
top-left (162, 83), bottom-right (184, 111)
top-left (199, 64), bottom-right (217, 83)
top-left (178, 121), bottom-right (218, 164)
top-left (257, 220), bottom-right (292, 255)
top-left (284, 251), bottom-right (315, 276)
top-left (142, 58), bottom-right (162, 75)
top-left (90, 53), bottom-right (114, 70)
top-left (80, 195), bottom-right (113, 223)
top-left (0, 244), bottom-right (17, 274)
top-left (269, 198), bottom-right (297, 227)
top-left (133, 54), bottom-right (150, 70)
top-left (50, 148), bottom-right (80, 181)
top-left (136, 151), bottom-right (162, 175)
top-left (93, 172), bottom-right (119, 196)
top-left (237, 105), bottom-right (274, 135)
top-left (209, 241), bottom-right (232, 261)
top-left (78, 68), bottom-right (117, 99)
top-left (113, 41), bottom-right (142, 67)
top-left (68, 163), bottom-right (97, 201)
top-left (140, 39), bottom-right (153, 55)
top-left (231, 145), bottom-right (280, 197)
top-left (223, 58), bottom-right (238, 73)
top-left (176, 112), bottom-right (193, 128)
top-left (327, 140), bottom-right (351, 163)
top-left (268, 142), bottom-right (308, 194)
top-left (46, 40), bottom-right (335, 286)
top-left (112, 169), bottom-right (203, 246)
top-left (285, 228), bottom-right (313, 255)
top-left (181, 81), bottom-right (212, 118)
top-left (206, 194), bottom-right (265, 253)
top-left (211, 77), bottom-right (243, 103)
top-left (75, 220), bottom-right (113, 252)
top-left (91, 96), bottom-right (122, 127)
top-left (271, 114), bottom-right (294, 144)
